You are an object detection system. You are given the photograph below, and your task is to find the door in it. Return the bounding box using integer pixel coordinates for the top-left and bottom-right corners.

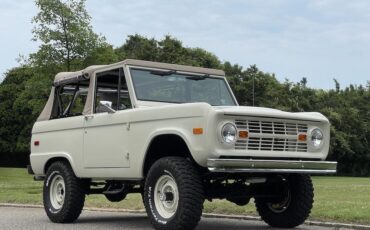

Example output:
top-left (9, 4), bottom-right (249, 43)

top-left (83, 67), bottom-right (132, 168)
top-left (83, 113), bottom-right (129, 168)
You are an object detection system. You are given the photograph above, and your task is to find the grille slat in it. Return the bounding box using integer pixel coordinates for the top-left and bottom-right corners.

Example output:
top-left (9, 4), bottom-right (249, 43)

top-left (235, 119), bottom-right (308, 152)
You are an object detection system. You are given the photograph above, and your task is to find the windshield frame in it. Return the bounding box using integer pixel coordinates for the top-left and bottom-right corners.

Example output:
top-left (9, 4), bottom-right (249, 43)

top-left (127, 66), bottom-right (238, 106)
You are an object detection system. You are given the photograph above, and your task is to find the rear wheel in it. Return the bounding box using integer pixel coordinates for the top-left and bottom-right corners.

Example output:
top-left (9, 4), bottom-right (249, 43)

top-left (255, 174), bottom-right (314, 228)
top-left (43, 161), bottom-right (86, 223)
top-left (144, 157), bottom-right (204, 230)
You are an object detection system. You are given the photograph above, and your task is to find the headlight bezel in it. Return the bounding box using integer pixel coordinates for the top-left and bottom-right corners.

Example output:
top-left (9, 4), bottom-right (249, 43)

top-left (219, 122), bottom-right (238, 145)
top-left (309, 127), bottom-right (324, 149)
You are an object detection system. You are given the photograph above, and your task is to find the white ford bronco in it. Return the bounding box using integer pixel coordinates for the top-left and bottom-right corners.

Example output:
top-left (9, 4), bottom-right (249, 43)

top-left (29, 59), bottom-right (337, 230)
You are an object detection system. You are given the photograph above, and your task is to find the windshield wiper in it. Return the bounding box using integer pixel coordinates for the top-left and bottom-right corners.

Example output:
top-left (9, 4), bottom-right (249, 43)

top-left (150, 70), bottom-right (176, 76)
top-left (186, 74), bottom-right (210, 81)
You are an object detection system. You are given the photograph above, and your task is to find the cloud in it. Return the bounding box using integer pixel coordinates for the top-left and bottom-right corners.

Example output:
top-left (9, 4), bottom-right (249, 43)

top-left (1, 0), bottom-right (369, 88)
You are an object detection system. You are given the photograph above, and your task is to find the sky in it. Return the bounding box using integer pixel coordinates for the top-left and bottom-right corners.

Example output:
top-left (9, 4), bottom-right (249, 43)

top-left (0, 0), bottom-right (370, 89)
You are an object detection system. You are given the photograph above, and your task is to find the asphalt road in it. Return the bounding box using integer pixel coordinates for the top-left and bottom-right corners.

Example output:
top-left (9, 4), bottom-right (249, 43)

top-left (0, 207), bottom-right (335, 230)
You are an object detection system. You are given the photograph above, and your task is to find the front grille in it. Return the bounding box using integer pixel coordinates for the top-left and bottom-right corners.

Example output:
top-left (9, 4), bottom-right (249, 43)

top-left (235, 120), bottom-right (308, 135)
top-left (234, 119), bottom-right (308, 152)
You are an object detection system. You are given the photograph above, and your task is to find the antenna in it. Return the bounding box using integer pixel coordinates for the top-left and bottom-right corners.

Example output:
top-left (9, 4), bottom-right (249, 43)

top-left (252, 75), bottom-right (255, 106)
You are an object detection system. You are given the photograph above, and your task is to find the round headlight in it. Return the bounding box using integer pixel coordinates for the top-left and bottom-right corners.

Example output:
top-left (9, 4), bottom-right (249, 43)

top-left (310, 128), bottom-right (323, 148)
top-left (221, 123), bottom-right (237, 144)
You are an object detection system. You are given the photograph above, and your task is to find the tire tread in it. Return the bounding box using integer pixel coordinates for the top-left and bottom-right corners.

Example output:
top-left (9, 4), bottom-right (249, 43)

top-left (144, 157), bottom-right (204, 230)
top-left (255, 174), bottom-right (314, 228)
top-left (44, 161), bottom-right (85, 223)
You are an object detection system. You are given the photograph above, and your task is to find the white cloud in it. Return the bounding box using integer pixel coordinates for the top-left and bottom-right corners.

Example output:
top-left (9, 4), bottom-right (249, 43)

top-left (1, 0), bottom-right (369, 88)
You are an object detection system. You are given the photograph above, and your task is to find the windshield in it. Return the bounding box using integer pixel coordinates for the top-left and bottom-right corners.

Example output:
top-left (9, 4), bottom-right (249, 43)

top-left (130, 68), bottom-right (236, 106)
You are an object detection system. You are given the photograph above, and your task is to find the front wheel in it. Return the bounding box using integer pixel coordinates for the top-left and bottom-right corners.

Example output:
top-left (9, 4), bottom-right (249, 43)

top-left (43, 161), bottom-right (86, 223)
top-left (144, 157), bottom-right (204, 230)
top-left (255, 174), bottom-right (314, 228)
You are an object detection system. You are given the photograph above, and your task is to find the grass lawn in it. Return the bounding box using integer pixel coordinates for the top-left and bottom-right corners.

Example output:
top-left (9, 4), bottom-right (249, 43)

top-left (1, 167), bottom-right (370, 224)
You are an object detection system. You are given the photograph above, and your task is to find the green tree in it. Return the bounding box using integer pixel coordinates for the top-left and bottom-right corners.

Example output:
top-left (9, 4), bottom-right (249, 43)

top-left (116, 34), bottom-right (159, 61)
top-left (83, 43), bottom-right (119, 66)
top-left (0, 0), bottom-right (111, 164)
top-left (0, 66), bottom-right (39, 166)
top-left (115, 34), bottom-right (222, 69)
top-left (31, 0), bottom-right (105, 71)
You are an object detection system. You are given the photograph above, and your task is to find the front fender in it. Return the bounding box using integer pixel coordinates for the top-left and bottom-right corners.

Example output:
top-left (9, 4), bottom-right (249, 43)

top-left (138, 128), bottom-right (206, 174)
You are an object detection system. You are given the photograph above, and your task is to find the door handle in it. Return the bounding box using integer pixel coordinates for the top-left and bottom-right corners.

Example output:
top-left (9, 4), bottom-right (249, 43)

top-left (84, 115), bottom-right (94, 120)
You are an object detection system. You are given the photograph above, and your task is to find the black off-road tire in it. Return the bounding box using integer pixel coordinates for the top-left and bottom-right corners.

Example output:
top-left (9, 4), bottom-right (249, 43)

top-left (43, 161), bottom-right (86, 223)
top-left (255, 174), bottom-right (314, 228)
top-left (105, 193), bottom-right (127, 202)
top-left (144, 157), bottom-right (205, 230)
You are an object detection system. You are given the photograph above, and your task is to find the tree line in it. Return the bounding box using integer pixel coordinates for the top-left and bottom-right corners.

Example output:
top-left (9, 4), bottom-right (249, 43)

top-left (0, 0), bottom-right (369, 176)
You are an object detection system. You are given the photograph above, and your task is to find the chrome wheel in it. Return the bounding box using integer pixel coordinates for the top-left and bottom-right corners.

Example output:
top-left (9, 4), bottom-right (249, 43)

top-left (144, 157), bottom-right (205, 229)
top-left (49, 175), bottom-right (65, 210)
top-left (154, 175), bottom-right (179, 219)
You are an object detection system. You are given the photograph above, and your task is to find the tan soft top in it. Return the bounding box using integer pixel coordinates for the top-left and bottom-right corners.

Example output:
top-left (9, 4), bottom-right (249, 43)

top-left (53, 59), bottom-right (225, 86)
top-left (53, 65), bottom-right (106, 86)
top-left (122, 59), bottom-right (225, 75)
top-left (38, 59), bottom-right (225, 121)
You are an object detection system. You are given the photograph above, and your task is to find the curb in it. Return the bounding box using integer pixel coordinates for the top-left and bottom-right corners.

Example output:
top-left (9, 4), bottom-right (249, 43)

top-left (1, 203), bottom-right (370, 229)
top-left (304, 220), bottom-right (370, 230)
top-left (0, 203), bottom-right (147, 214)
top-left (202, 213), bottom-right (370, 230)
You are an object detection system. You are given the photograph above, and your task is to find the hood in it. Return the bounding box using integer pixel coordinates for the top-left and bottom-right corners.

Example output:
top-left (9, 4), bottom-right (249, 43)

top-left (213, 106), bottom-right (329, 123)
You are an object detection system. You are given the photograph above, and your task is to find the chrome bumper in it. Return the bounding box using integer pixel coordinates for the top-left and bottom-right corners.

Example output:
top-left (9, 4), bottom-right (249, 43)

top-left (207, 159), bottom-right (337, 174)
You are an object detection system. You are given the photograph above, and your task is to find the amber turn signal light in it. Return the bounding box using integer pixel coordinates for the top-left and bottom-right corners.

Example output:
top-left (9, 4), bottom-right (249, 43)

top-left (239, 131), bottom-right (249, 138)
top-left (193, 128), bottom-right (203, 135)
top-left (298, 134), bottom-right (307, 141)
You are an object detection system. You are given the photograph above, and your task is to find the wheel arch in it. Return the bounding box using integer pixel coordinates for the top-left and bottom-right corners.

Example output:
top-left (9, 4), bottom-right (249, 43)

top-left (43, 154), bottom-right (76, 176)
top-left (142, 132), bottom-right (198, 176)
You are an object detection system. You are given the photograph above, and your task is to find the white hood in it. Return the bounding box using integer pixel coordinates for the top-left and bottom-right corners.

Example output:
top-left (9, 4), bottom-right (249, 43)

top-left (212, 106), bottom-right (329, 123)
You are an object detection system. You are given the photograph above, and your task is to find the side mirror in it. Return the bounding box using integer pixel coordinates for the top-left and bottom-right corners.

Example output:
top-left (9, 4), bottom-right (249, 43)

top-left (99, 101), bottom-right (116, 113)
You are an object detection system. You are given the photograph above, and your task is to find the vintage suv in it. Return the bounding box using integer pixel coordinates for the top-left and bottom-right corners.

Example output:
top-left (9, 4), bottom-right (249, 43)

top-left (29, 59), bottom-right (337, 230)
